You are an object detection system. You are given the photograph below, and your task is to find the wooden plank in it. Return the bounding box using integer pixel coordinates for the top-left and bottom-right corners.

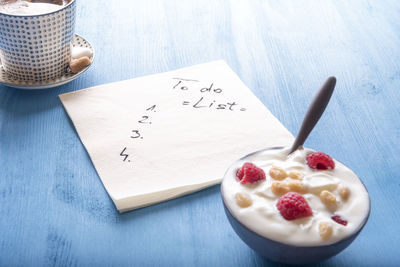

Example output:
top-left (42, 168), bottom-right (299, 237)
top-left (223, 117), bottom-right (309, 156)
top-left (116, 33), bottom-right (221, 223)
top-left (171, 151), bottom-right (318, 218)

top-left (0, 0), bottom-right (399, 265)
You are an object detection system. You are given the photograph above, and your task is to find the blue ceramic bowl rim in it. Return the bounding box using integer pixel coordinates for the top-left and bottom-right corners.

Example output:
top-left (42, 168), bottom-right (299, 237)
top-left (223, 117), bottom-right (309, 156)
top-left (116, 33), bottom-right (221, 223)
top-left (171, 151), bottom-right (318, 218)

top-left (0, 0), bottom-right (75, 17)
top-left (221, 146), bottom-right (371, 249)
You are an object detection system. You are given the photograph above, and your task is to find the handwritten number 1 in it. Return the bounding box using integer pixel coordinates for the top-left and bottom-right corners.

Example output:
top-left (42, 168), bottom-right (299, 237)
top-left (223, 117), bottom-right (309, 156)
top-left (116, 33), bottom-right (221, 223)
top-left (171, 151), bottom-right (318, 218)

top-left (146, 105), bottom-right (156, 111)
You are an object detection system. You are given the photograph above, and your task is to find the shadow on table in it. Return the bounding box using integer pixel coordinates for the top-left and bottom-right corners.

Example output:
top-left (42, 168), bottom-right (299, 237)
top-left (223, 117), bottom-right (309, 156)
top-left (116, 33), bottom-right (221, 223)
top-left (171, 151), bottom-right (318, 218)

top-left (116, 185), bottom-right (341, 267)
top-left (115, 184), bottom-right (341, 267)
top-left (242, 246), bottom-right (340, 267)
top-left (118, 184), bottom-right (221, 222)
top-left (0, 77), bottom-right (89, 118)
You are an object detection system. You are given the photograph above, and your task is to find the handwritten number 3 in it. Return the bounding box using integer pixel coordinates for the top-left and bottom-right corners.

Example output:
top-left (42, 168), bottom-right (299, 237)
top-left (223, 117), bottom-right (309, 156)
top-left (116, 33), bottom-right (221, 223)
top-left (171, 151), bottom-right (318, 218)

top-left (131, 130), bottom-right (141, 138)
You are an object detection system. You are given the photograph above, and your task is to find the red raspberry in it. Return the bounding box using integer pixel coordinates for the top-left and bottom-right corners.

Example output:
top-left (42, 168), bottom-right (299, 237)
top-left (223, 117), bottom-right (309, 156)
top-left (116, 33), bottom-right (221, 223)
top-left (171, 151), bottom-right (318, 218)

top-left (306, 152), bottom-right (335, 170)
top-left (236, 168), bottom-right (244, 181)
top-left (236, 162), bottom-right (266, 184)
top-left (276, 192), bottom-right (313, 220)
top-left (331, 215), bottom-right (348, 226)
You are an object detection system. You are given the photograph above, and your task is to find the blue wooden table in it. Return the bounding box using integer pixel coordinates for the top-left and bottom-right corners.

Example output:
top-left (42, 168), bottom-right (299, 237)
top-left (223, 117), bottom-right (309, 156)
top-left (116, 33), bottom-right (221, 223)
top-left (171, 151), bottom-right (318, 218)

top-left (1, 0), bottom-right (399, 266)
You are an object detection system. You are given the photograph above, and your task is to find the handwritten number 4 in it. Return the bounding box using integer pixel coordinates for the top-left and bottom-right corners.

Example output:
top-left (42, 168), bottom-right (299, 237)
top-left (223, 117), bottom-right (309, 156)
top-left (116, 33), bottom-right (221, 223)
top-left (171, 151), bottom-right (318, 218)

top-left (120, 147), bottom-right (129, 161)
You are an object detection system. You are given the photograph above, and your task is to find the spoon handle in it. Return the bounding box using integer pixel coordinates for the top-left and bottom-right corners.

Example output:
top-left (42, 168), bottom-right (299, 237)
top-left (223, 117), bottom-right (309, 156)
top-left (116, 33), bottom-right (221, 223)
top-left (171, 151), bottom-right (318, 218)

top-left (288, 76), bottom-right (336, 155)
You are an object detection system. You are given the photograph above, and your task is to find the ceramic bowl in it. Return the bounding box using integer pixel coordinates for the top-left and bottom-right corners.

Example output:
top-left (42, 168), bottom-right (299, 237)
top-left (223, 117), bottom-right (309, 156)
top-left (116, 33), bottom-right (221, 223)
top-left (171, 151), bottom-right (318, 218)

top-left (220, 147), bottom-right (370, 264)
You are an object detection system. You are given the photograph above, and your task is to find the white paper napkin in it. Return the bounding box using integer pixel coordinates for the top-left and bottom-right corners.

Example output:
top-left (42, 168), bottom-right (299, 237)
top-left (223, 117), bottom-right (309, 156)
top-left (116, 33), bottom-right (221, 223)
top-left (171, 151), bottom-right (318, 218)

top-left (59, 61), bottom-right (293, 212)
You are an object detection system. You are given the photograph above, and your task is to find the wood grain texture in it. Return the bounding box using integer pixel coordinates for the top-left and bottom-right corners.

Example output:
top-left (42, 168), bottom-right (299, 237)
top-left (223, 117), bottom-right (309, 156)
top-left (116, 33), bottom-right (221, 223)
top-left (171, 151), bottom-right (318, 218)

top-left (1, 0), bottom-right (399, 266)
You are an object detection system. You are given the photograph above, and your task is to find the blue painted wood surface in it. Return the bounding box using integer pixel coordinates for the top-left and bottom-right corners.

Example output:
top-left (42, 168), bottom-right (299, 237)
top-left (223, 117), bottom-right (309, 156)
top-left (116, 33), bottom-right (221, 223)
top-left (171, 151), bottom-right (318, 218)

top-left (1, 0), bottom-right (399, 266)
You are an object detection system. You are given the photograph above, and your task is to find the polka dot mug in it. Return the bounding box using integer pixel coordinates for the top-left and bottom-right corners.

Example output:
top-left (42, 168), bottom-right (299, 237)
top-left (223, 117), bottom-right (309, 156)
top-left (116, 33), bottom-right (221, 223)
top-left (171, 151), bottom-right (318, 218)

top-left (0, 0), bottom-right (76, 82)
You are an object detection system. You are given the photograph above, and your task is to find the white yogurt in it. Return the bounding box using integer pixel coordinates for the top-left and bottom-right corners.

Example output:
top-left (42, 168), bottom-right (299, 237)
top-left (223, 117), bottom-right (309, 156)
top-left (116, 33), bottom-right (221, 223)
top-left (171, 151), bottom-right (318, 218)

top-left (221, 147), bottom-right (370, 246)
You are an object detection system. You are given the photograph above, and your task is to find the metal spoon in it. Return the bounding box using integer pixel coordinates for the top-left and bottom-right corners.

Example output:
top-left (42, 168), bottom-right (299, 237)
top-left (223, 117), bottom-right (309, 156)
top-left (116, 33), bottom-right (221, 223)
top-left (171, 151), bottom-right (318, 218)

top-left (288, 76), bottom-right (336, 155)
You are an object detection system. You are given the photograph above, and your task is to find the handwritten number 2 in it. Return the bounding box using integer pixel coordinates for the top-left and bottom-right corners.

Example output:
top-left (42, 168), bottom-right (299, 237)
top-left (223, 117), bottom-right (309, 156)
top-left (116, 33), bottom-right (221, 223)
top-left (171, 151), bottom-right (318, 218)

top-left (131, 130), bottom-right (141, 139)
top-left (138, 116), bottom-right (150, 124)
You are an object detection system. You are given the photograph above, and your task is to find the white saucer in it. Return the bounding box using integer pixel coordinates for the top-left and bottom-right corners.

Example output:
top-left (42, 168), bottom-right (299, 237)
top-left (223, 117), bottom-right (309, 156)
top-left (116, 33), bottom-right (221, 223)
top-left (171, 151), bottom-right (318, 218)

top-left (0, 34), bottom-right (94, 90)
